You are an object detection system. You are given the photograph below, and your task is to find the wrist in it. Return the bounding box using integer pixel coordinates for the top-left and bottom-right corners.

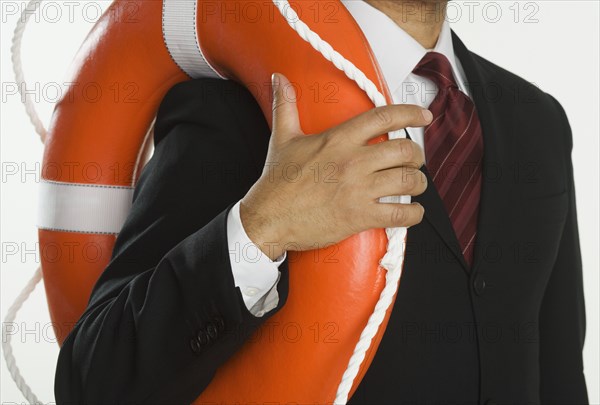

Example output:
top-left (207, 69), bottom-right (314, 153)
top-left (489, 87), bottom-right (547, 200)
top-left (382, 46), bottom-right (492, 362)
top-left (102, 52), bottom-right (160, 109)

top-left (239, 199), bottom-right (286, 261)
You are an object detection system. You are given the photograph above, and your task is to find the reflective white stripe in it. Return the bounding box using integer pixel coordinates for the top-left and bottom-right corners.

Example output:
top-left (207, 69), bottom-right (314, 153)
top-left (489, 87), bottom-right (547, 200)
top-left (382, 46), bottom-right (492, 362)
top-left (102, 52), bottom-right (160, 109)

top-left (162, 0), bottom-right (224, 79)
top-left (37, 180), bottom-right (134, 234)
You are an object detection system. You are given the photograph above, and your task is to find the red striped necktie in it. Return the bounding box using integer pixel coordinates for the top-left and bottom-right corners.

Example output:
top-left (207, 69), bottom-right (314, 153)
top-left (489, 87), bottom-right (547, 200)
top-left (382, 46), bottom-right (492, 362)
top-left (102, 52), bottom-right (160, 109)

top-left (412, 51), bottom-right (484, 267)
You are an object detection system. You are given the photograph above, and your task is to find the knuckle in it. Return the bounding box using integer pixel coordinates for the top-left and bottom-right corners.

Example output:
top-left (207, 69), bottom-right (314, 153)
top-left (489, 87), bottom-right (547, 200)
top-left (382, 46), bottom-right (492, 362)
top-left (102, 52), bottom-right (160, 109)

top-left (321, 130), bottom-right (336, 146)
top-left (379, 172), bottom-right (393, 189)
top-left (320, 131), bottom-right (343, 153)
top-left (341, 157), bottom-right (359, 173)
top-left (370, 172), bottom-right (383, 189)
top-left (373, 107), bottom-right (394, 128)
top-left (272, 97), bottom-right (285, 115)
top-left (323, 128), bottom-right (345, 147)
top-left (390, 207), bottom-right (409, 225)
top-left (397, 139), bottom-right (414, 160)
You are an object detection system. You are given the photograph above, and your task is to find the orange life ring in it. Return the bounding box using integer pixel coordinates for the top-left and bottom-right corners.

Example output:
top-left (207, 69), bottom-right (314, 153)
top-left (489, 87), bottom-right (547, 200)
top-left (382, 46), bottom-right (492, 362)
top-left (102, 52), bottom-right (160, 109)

top-left (38, 0), bottom-right (400, 402)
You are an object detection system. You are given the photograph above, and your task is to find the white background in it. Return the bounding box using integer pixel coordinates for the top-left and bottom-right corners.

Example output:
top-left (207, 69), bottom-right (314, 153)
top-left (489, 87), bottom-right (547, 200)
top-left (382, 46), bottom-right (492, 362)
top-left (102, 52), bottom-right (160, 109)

top-left (1, 1), bottom-right (598, 403)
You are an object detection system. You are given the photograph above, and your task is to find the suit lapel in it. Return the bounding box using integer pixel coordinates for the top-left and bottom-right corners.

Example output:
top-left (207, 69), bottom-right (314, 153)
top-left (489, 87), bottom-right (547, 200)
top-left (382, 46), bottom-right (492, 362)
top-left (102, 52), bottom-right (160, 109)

top-left (451, 32), bottom-right (515, 273)
top-left (412, 163), bottom-right (469, 271)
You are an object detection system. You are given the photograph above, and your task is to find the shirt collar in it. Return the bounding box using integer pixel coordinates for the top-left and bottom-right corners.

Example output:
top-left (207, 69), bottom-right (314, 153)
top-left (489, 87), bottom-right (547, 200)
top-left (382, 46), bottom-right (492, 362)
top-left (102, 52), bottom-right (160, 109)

top-left (341, 0), bottom-right (468, 95)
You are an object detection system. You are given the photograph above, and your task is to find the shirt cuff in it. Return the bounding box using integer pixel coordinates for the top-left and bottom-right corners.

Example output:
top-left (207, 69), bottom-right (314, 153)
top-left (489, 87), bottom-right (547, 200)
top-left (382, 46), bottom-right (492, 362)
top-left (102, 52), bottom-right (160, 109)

top-left (226, 200), bottom-right (286, 315)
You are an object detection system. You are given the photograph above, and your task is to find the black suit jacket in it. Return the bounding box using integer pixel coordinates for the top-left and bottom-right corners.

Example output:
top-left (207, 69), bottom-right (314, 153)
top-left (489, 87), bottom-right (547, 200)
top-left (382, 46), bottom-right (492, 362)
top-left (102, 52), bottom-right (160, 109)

top-left (55, 33), bottom-right (588, 405)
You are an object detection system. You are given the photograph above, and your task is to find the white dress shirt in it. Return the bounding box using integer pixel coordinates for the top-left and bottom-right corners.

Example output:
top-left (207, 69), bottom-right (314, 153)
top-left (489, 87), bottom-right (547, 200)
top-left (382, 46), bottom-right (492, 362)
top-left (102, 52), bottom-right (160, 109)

top-left (226, 1), bottom-right (471, 316)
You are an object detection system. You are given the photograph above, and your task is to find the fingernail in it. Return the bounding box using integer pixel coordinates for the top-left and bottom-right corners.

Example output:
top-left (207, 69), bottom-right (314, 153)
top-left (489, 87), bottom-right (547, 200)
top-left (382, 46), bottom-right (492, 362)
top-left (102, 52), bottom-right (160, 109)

top-left (271, 73), bottom-right (280, 92)
top-left (421, 109), bottom-right (433, 122)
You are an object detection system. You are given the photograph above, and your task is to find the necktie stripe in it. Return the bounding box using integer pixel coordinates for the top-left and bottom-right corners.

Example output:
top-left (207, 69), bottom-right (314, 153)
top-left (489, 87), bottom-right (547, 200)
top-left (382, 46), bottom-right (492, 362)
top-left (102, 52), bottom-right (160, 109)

top-left (451, 174), bottom-right (482, 236)
top-left (435, 126), bottom-right (482, 197)
top-left (459, 216), bottom-right (479, 251)
top-left (432, 105), bottom-right (476, 182)
top-left (447, 160), bottom-right (482, 209)
top-left (448, 160), bottom-right (482, 217)
top-left (424, 112), bottom-right (446, 135)
top-left (462, 232), bottom-right (477, 255)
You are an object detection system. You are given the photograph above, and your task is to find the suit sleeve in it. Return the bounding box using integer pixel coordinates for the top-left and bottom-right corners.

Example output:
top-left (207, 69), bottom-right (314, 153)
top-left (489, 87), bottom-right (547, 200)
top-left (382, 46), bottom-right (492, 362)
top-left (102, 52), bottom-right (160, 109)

top-left (54, 79), bottom-right (289, 405)
top-left (538, 97), bottom-right (588, 404)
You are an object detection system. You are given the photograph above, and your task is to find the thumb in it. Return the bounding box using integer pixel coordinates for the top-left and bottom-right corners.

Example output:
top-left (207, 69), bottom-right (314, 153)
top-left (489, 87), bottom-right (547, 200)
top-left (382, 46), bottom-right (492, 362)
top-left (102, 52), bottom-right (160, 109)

top-left (271, 73), bottom-right (302, 142)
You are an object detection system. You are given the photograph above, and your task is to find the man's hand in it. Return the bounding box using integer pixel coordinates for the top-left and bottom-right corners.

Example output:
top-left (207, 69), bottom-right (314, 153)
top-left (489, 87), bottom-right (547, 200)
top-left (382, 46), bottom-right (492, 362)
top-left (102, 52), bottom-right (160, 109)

top-left (240, 73), bottom-right (431, 260)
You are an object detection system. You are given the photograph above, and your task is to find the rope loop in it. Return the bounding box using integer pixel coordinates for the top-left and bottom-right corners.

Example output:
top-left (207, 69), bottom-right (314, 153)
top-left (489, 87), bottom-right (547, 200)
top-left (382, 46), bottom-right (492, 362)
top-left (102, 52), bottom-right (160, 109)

top-left (4, 0), bottom-right (47, 403)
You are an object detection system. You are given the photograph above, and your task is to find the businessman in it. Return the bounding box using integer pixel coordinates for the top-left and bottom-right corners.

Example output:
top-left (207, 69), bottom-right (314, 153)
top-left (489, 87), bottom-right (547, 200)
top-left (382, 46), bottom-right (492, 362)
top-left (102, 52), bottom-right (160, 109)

top-left (55, 1), bottom-right (588, 404)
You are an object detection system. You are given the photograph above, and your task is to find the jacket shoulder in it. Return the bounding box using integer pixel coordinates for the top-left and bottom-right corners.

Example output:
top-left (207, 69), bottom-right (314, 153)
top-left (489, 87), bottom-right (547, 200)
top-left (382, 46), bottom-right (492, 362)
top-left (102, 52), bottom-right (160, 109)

top-left (470, 52), bottom-right (570, 144)
top-left (471, 53), bottom-right (565, 113)
top-left (154, 78), bottom-right (269, 147)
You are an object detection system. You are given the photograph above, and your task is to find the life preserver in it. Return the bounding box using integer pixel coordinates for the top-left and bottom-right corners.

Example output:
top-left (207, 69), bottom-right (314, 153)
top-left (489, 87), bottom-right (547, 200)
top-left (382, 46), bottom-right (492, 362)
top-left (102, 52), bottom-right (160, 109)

top-left (36, 0), bottom-right (408, 403)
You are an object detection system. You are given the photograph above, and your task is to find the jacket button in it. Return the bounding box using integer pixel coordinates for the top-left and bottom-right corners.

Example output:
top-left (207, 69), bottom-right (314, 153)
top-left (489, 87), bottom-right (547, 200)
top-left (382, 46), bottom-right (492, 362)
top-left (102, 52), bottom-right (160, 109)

top-left (214, 317), bottom-right (225, 333)
top-left (206, 322), bottom-right (218, 340)
top-left (197, 330), bottom-right (209, 346)
top-left (473, 274), bottom-right (486, 296)
top-left (190, 337), bottom-right (201, 354)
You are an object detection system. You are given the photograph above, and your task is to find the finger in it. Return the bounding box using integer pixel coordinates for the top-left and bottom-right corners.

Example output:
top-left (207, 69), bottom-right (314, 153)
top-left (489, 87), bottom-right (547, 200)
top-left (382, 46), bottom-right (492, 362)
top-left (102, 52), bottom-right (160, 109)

top-left (369, 202), bottom-right (426, 229)
top-left (368, 166), bottom-right (428, 198)
top-left (362, 138), bottom-right (426, 171)
top-left (330, 104), bottom-right (433, 145)
top-left (271, 73), bottom-right (302, 142)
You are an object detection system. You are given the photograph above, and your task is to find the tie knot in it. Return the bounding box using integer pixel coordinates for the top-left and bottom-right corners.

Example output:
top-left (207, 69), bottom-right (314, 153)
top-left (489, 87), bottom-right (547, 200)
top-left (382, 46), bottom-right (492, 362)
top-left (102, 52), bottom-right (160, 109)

top-left (413, 52), bottom-right (458, 90)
